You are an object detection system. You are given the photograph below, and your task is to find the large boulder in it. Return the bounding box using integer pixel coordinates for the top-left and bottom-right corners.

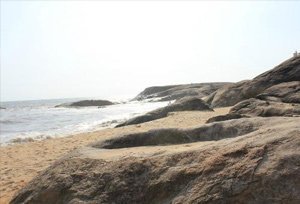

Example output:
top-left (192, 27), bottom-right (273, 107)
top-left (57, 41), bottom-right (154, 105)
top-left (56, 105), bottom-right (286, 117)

top-left (256, 81), bottom-right (300, 103)
top-left (204, 80), bottom-right (250, 107)
top-left (206, 55), bottom-right (300, 107)
top-left (133, 83), bottom-right (232, 101)
top-left (11, 117), bottom-right (300, 204)
top-left (115, 97), bottom-right (213, 127)
top-left (229, 98), bottom-right (300, 117)
top-left (55, 100), bottom-right (115, 108)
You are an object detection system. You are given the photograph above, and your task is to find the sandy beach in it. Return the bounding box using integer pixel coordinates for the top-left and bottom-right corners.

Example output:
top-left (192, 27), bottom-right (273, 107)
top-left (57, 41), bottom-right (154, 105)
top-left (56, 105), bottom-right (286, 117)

top-left (0, 107), bottom-right (230, 203)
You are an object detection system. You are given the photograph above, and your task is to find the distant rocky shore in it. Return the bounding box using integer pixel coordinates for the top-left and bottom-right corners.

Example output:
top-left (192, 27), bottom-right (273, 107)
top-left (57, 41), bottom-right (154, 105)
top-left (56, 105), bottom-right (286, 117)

top-left (55, 99), bottom-right (115, 108)
top-left (133, 82), bottom-right (232, 101)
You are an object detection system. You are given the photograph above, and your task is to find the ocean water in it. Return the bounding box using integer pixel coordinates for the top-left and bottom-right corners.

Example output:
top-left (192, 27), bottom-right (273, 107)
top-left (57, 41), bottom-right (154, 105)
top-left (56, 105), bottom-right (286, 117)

top-left (0, 98), bottom-right (169, 145)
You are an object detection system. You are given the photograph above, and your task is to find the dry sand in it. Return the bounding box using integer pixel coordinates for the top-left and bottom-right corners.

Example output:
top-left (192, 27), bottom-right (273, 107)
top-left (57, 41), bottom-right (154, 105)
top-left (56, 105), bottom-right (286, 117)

top-left (0, 107), bottom-right (230, 203)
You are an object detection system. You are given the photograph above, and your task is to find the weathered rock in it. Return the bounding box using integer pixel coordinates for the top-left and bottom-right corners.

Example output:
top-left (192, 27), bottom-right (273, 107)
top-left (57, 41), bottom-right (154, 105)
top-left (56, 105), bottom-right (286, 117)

top-left (206, 113), bottom-right (249, 123)
top-left (230, 98), bottom-right (300, 117)
top-left (204, 80), bottom-right (250, 108)
top-left (133, 83), bottom-right (232, 101)
top-left (11, 117), bottom-right (300, 204)
top-left (206, 56), bottom-right (300, 107)
top-left (256, 81), bottom-right (300, 103)
top-left (116, 97), bottom-right (213, 127)
top-left (133, 85), bottom-right (179, 100)
top-left (97, 117), bottom-right (257, 149)
top-left (0, 106), bottom-right (6, 109)
top-left (55, 100), bottom-right (115, 108)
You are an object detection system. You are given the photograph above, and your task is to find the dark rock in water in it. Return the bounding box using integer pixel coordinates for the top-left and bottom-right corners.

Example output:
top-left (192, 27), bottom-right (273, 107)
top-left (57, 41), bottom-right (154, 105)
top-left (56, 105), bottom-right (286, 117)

top-left (206, 113), bottom-right (249, 123)
top-left (115, 114), bottom-right (155, 127)
top-left (230, 98), bottom-right (300, 117)
top-left (206, 56), bottom-right (300, 107)
top-left (256, 81), bottom-right (300, 103)
top-left (0, 106), bottom-right (6, 109)
top-left (116, 97), bottom-right (213, 127)
top-left (10, 117), bottom-right (300, 204)
top-left (133, 82), bottom-right (232, 101)
top-left (55, 100), bottom-right (115, 108)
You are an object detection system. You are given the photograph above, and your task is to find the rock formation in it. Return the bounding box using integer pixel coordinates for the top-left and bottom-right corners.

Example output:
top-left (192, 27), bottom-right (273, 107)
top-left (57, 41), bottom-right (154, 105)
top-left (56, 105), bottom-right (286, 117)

top-left (230, 98), bottom-right (300, 117)
top-left (116, 97), bottom-right (213, 127)
top-left (205, 55), bottom-right (300, 107)
top-left (256, 81), bottom-right (300, 103)
top-left (205, 113), bottom-right (248, 123)
top-left (55, 100), bottom-right (115, 108)
top-left (10, 56), bottom-right (300, 204)
top-left (133, 83), bottom-right (232, 101)
top-left (11, 117), bottom-right (300, 204)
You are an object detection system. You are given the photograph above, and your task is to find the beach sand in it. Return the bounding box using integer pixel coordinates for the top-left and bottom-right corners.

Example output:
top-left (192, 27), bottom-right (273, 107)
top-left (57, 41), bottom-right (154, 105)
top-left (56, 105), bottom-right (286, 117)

top-left (0, 107), bottom-right (230, 203)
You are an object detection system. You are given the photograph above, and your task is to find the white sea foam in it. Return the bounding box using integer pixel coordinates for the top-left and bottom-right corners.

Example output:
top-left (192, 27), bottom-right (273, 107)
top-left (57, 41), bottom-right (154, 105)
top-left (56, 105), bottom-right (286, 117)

top-left (0, 98), bottom-right (169, 145)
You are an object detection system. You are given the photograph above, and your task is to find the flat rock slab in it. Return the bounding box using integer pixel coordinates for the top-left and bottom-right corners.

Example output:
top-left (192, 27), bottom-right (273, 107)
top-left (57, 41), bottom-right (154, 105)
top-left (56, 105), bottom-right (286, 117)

top-left (11, 117), bottom-right (300, 204)
top-left (230, 98), bottom-right (300, 117)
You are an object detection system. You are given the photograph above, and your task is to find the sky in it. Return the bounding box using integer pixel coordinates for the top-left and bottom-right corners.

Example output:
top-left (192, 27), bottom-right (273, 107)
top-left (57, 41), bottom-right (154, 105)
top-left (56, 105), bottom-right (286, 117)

top-left (1, 1), bottom-right (300, 102)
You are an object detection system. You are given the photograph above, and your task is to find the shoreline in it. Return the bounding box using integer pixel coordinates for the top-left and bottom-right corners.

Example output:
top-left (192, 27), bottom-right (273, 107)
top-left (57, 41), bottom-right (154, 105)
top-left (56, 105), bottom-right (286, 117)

top-left (0, 108), bottom-right (230, 203)
top-left (0, 99), bottom-right (170, 145)
top-left (1, 119), bottom-right (122, 147)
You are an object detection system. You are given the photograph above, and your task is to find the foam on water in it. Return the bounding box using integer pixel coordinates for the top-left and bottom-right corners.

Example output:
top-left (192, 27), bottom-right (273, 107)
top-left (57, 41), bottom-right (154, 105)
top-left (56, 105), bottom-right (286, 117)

top-left (0, 98), bottom-right (169, 145)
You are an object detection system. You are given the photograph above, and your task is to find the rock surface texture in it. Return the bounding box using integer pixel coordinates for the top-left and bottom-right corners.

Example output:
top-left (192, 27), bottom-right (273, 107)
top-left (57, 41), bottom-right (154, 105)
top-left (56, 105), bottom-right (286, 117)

top-left (256, 81), bottom-right (300, 103)
top-left (205, 113), bottom-right (248, 123)
top-left (133, 83), bottom-right (232, 101)
top-left (205, 56), bottom-right (300, 107)
top-left (116, 97), bottom-right (213, 127)
top-left (230, 98), bottom-right (300, 117)
top-left (11, 117), bottom-right (300, 204)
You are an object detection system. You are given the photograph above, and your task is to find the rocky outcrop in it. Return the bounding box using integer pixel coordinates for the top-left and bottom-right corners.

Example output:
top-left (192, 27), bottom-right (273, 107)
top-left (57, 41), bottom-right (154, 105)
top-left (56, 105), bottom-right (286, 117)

top-left (230, 98), bottom-right (300, 117)
top-left (206, 113), bottom-right (248, 123)
top-left (206, 56), bottom-right (300, 107)
top-left (203, 80), bottom-right (250, 108)
top-left (116, 97), bottom-right (213, 127)
top-left (97, 118), bottom-right (257, 149)
top-left (55, 100), bottom-right (115, 108)
top-left (0, 107), bottom-right (6, 109)
top-left (11, 117), bottom-right (300, 204)
top-left (256, 81), bottom-right (300, 103)
top-left (133, 83), bottom-right (232, 101)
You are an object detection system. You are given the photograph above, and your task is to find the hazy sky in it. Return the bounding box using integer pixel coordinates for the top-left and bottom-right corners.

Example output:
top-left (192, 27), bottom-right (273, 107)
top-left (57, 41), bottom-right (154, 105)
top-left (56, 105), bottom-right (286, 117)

top-left (1, 1), bottom-right (300, 101)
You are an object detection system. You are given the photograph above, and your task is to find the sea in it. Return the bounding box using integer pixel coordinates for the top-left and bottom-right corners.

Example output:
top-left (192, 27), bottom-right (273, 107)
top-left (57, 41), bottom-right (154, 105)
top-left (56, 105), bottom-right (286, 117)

top-left (0, 98), bottom-right (169, 145)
